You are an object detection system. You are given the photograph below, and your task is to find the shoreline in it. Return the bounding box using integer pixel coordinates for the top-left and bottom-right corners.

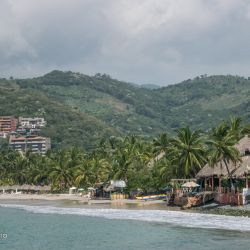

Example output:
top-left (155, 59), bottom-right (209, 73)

top-left (2, 194), bottom-right (250, 217)
top-left (193, 203), bottom-right (250, 217)
top-left (0, 193), bottom-right (171, 210)
top-left (0, 193), bottom-right (165, 204)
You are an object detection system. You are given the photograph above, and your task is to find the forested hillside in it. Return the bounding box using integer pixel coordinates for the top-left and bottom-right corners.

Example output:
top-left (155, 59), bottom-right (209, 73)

top-left (1, 71), bottom-right (250, 149)
top-left (0, 77), bottom-right (118, 149)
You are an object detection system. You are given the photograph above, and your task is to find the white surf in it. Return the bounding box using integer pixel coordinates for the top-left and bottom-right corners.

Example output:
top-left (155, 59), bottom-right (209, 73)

top-left (1, 204), bottom-right (250, 232)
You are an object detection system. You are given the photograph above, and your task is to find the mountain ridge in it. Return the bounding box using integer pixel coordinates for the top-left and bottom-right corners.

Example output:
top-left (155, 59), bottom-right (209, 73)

top-left (1, 70), bottom-right (250, 149)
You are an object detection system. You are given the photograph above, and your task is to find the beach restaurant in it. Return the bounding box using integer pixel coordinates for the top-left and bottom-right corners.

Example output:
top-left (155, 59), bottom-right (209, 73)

top-left (196, 136), bottom-right (250, 205)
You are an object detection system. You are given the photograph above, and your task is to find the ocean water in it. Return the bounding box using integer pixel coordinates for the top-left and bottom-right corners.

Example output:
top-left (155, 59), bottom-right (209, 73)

top-left (0, 204), bottom-right (250, 250)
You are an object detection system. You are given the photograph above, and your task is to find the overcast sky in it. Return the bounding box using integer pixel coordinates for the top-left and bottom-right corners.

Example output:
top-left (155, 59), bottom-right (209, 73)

top-left (1, 0), bottom-right (250, 85)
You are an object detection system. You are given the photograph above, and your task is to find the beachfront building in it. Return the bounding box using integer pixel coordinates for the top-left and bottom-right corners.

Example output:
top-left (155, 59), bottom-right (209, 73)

top-left (0, 116), bottom-right (17, 134)
top-left (196, 136), bottom-right (250, 205)
top-left (9, 136), bottom-right (51, 155)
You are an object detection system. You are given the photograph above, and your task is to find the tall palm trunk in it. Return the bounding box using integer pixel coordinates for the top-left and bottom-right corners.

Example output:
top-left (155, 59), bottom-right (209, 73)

top-left (222, 158), bottom-right (234, 190)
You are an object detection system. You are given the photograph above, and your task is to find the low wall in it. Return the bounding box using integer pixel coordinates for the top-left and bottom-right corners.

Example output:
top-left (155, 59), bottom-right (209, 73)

top-left (110, 193), bottom-right (128, 200)
top-left (215, 192), bottom-right (243, 205)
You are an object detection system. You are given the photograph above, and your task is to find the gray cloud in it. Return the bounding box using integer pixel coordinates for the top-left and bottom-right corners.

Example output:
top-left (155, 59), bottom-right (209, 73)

top-left (0, 0), bottom-right (250, 85)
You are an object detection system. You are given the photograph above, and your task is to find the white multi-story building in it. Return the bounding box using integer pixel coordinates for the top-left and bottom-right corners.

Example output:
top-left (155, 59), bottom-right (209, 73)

top-left (18, 117), bottom-right (46, 129)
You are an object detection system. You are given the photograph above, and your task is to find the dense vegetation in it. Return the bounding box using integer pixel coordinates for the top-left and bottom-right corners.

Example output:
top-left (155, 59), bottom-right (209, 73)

top-left (0, 77), bottom-right (118, 149)
top-left (0, 118), bottom-right (249, 193)
top-left (1, 70), bottom-right (250, 149)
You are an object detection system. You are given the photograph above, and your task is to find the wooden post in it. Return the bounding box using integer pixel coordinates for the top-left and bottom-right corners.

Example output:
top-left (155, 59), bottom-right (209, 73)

top-left (228, 189), bottom-right (231, 204)
top-left (219, 177), bottom-right (222, 193)
top-left (246, 176), bottom-right (249, 189)
top-left (237, 190), bottom-right (240, 206)
top-left (204, 178), bottom-right (207, 191)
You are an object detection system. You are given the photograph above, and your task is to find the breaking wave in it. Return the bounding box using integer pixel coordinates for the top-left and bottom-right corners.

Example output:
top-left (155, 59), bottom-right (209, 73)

top-left (1, 204), bottom-right (250, 232)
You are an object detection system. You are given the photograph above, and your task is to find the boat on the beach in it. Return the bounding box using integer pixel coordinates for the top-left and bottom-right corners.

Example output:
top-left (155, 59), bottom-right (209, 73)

top-left (136, 194), bottom-right (166, 201)
top-left (166, 180), bottom-right (215, 208)
top-left (172, 191), bottom-right (215, 208)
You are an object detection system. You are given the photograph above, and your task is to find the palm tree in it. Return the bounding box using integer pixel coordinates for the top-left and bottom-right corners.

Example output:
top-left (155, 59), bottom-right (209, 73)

top-left (157, 158), bottom-right (174, 183)
top-left (229, 116), bottom-right (250, 140)
top-left (67, 147), bottom-right (85, 168)
top-left (48, 149), bottom-right (75, 190)
top-left (208, 122), bottom-right (241, 189)
top-left (111, 135), bottom-right (140, 182)
top-left (10, 155), bottom-right (29, 184)
top-left (89, 157), bottom-right (110, 185)
top-left (153, 133), bottom-right (170, 155)
top-left (170, 127), bottom-right (207, 177)
top-left (148, 133), bottom-right (170, 170)
top-left (112, 149), bottom-right (133, 181)
top-left (74, 159), bottom-right (92, 187)
top-left (229, 117), bottom-right (244, 141)
top-left (27, 154), bottom-right (50, 185)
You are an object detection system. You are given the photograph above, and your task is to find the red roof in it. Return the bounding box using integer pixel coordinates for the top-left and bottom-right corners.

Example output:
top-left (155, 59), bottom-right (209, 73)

top-left (10, 136), bottom-right (46, 142)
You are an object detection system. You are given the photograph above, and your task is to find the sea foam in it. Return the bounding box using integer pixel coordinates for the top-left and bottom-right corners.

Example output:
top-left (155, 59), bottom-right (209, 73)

top-left (1, 204), bottom-right (250, 232)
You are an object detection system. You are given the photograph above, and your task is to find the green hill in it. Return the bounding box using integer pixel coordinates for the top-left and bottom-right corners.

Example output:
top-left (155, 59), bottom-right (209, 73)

top-left (1, 71), bottom-right (250, 149)
top-left (16, 71), bottom-right (165, 135)
top-left (0, 77), bottom-right (118, 149)
top-left (156, 75), bottom-right (250, 129)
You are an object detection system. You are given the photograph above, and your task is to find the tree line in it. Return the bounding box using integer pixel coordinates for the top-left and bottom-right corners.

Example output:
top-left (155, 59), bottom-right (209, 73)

top-left (0, 117), bottom-right (249, 193)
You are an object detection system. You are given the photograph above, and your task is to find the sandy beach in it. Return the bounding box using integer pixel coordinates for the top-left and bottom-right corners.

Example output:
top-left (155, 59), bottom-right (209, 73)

top-left (0, 193), bottom-right (106, 202)
top-left (0, 193), bottom-right (170, 210)
top-left (2, 193), bottom-right (250, 217)
top-left (0, 193), bottom-right (161, 203)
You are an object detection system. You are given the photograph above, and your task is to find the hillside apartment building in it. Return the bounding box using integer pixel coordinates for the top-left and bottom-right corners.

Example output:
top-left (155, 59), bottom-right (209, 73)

top-left (17, 117), bottom-right (47, 136)
top-left (18, 117), bottom-right (46, 129)
top-left (9, 136), bottom-right (51, 155)
top-left (0, 116), bottom-right (17, 138)
top-left (0, 116), bottom-right (51, 155)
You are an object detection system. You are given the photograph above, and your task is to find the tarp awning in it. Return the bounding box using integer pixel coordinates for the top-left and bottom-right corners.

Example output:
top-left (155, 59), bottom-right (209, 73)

top-left (181, 181), bottom-right (200, 188)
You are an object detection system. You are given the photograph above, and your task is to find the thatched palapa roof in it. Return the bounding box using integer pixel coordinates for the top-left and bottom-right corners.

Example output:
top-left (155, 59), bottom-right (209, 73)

top-left (235, 136), bottom-right (250, 156)
top-left (196, 160), bottom-right (239, 178)
top-left (196, 156), bottom-right (250, 179)
top-left (231, 156), bottom-right (250, 178)
top-left (196, 136), bottom-right (250, 179)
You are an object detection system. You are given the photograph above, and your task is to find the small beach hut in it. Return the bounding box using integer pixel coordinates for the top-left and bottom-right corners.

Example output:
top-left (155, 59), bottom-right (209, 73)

top-left (69, 187), bottom-right (77, 195)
